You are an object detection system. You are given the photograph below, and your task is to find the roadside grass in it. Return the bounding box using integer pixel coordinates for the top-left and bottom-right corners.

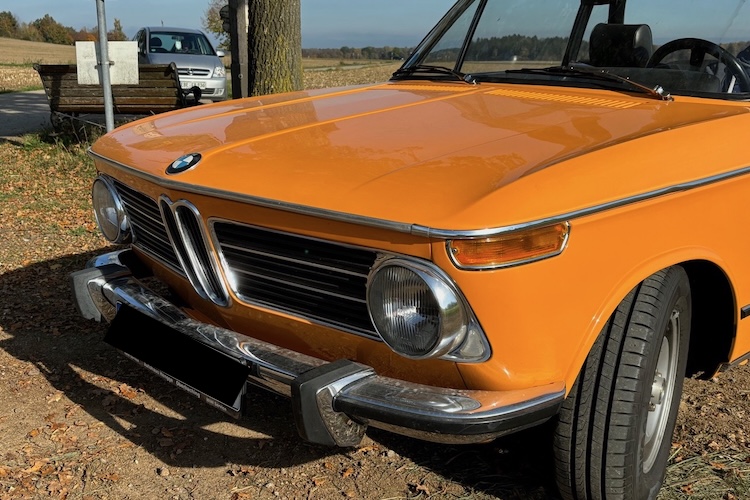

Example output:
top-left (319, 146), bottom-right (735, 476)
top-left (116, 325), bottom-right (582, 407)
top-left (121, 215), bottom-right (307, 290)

top-left (0, 130), bottom-right (105, 273)
top-left (660, 451), bottom-right (750, 499)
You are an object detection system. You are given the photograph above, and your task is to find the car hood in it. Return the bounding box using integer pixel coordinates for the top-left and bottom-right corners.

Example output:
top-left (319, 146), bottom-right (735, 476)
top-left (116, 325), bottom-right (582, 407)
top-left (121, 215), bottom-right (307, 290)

top-left (92, 82), bottom-right (749, 231)
top-left (146, 52), bottom-right (219, 71)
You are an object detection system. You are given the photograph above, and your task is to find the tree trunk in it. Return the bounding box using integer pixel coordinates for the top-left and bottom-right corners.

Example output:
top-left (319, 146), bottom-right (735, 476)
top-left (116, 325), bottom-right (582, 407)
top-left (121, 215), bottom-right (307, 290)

top-left (247, 0), bottom-right (303, 96)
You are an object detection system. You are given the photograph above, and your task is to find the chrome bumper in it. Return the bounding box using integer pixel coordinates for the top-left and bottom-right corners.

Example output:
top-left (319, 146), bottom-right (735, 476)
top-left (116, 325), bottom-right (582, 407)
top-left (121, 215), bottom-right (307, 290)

top-left (71, 250), bottom-right (565, 447)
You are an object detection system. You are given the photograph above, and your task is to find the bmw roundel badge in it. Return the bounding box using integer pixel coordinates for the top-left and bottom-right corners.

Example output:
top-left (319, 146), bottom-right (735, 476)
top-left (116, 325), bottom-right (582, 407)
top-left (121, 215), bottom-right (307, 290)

top-left (167, 153), bottom-right (202, 174)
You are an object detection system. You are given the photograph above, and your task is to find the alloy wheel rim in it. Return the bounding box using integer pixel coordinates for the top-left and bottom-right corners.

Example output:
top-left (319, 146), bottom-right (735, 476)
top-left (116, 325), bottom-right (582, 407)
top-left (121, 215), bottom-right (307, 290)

top-left (643, 309), bottom-right (680, 473)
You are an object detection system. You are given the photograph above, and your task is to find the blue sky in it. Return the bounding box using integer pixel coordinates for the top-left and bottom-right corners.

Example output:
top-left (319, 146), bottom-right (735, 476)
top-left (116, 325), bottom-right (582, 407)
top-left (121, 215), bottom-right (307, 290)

top-left (5, 0), bottom-right (456, 48)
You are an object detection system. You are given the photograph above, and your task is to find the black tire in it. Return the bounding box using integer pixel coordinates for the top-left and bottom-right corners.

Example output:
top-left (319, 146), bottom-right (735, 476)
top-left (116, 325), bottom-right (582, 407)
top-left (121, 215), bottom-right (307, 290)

top-left (554, 266), bottom-right (691, 500)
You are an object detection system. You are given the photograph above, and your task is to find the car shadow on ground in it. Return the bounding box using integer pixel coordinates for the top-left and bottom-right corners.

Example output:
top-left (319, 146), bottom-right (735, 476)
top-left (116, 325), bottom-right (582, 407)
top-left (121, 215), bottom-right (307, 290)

top-left (0, 250), bottom-right (560, 499)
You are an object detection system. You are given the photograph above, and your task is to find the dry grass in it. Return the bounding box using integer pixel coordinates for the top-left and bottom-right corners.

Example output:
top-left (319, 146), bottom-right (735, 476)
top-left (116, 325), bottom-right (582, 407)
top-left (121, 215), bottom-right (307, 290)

top-left (0, 66), bottom-right (39, 93)
top-left (660, 451), bottom-right (750, 499)
top-left (0, 38), bottom-right (76, 93)
top-left (303, 62), bottom-right (399, 89)
top-left (0, 37), bottom-right (76, 65)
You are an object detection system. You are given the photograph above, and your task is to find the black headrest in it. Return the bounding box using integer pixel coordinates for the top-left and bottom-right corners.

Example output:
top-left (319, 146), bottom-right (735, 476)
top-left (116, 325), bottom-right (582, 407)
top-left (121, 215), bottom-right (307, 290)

top-left (150, 37), bottom-right (162, 48)
top-left (589, 24), bottom-right (653, 67)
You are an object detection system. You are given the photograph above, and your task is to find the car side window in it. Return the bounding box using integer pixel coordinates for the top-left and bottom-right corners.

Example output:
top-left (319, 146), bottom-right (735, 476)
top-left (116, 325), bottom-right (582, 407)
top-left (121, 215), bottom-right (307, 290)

top-left (136, 30), bottom-right (146, 54)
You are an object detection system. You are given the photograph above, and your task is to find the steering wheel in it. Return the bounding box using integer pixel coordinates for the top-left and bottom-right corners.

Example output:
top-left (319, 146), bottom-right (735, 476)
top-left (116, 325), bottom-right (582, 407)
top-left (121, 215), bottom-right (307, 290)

top-left (646, 37), bottom-right (750, 92)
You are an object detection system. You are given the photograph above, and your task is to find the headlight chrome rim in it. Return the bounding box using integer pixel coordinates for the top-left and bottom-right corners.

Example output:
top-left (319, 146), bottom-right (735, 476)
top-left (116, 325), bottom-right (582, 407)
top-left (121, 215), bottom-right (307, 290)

top-left (367, 258), bottom-right (482, 361)
top-left (92, 175), bottom-right (131, 244)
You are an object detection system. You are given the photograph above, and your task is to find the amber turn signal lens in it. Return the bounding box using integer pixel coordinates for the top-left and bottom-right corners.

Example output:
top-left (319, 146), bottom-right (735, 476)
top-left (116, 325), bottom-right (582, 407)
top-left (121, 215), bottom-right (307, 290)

top-left (448, 222), bottom-right (570, 269)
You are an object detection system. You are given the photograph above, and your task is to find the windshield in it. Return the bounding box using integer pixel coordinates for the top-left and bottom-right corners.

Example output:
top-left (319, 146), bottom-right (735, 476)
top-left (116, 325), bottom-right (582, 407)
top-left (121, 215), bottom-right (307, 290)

top-left (148, 31), bottom-right (216, 56)
top-left (398, 0), bottom-right (750, 99)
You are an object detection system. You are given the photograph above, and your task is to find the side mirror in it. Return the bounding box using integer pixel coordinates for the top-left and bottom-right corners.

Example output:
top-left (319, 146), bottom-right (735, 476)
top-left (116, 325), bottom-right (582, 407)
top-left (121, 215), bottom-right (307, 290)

top-left (216, 50), bottom-right (225, 57)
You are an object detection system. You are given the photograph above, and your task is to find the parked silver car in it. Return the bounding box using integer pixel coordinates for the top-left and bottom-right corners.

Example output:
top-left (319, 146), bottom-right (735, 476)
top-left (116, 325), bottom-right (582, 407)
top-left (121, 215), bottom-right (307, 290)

top-left (134, 27), bottom-right (227, 101)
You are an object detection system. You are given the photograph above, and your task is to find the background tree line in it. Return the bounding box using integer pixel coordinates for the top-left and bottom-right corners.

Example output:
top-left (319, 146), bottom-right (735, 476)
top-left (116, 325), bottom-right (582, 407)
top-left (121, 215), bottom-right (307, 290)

top-left (0, 11), bottom-right (128, 45)
top-left (301, 46), bottom-right (411, 60)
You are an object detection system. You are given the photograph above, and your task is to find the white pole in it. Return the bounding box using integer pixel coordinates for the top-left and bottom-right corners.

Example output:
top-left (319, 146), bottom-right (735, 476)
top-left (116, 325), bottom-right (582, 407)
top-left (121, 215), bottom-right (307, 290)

top-left (95, 0), bottom-right (115, 132)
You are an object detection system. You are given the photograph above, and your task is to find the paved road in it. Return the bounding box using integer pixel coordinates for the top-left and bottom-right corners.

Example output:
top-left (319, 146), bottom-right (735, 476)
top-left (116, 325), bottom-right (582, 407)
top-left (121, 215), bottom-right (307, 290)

top-left (0, 90), bottom-right (51, 139)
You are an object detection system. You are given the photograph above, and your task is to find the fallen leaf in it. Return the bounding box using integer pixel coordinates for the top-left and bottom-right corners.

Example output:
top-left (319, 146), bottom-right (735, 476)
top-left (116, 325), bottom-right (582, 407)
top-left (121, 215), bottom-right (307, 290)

top-left (47, 392), bottom-right (63, 403)
top-left (118, 384), bottom-right (137, 400)
top-left (416, 484), bottom-right (431, 495)
top-left (312, 476), bottom-right (326, 486)
top-left (100, 472), bottom-right (120, 482)
top-left (23, 460), bottom-right (47, 473)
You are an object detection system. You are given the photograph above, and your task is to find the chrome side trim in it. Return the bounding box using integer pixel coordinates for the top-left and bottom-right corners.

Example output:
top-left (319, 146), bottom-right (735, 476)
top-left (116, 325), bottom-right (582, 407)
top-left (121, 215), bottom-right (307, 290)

top-left (89, 149), bottom-right (750, 239)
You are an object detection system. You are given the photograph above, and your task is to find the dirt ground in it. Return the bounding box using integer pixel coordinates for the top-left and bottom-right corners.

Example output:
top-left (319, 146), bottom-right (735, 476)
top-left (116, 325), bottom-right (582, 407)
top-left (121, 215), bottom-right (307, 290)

top-left (2, 67), bottom-right (750, 500)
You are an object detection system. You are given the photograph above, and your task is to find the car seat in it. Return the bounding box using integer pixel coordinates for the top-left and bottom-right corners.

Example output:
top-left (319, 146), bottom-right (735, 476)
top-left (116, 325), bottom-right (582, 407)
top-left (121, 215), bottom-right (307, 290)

top-left (589, 24), bottom-right (653, 67)
top-left (150, 37), bottom-right (168, 53)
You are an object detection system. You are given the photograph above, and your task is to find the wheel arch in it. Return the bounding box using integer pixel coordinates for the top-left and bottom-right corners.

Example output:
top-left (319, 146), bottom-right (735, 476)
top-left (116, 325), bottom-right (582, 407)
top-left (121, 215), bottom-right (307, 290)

top-left (681, 260), bottom-right (736, 378)
top-left (565, 257), bottom-right (736, 391)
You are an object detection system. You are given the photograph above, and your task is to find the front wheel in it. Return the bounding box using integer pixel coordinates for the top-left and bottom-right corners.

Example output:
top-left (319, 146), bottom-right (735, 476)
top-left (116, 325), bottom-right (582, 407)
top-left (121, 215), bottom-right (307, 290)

top-left (554, 266), bottom-right (691, 500)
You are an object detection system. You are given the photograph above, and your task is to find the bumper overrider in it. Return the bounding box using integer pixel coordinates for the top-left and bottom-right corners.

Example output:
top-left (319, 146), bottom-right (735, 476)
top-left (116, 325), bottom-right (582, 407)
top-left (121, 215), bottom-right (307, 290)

top-left (70, 249), bottom-right (565, 447)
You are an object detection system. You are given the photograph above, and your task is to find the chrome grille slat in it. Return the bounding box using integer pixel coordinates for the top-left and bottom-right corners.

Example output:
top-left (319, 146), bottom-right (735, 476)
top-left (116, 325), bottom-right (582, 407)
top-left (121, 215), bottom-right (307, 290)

top-left (113, 181), bottom-right (182, 272)
top-left (216, 222), bottom-right (374, 274)
top-left (221, 246), bottom-right (368, 297)
top-left (174, 204), bottom-right (227, 304)
top-left (231, 267), bottom-right (367, 304)
top-left (178, 68), bottom-right (211, 76)
top-left (124, 204), bottom-right (165, 228)
top-left (213, 221), bottom-right (379, 338)
top-left (221, 242), bottom-right (369, 278)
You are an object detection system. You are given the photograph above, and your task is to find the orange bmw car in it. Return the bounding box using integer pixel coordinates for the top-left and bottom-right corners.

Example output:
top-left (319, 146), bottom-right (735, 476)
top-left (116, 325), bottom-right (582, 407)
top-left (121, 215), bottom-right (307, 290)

top-left (72, 0), bottom-right (750, 498)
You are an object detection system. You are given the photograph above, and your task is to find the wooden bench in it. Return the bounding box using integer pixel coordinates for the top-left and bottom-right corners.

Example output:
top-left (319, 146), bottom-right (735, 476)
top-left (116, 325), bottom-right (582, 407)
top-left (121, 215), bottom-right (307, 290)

top-left (34, 63), bottom-right (196, 128)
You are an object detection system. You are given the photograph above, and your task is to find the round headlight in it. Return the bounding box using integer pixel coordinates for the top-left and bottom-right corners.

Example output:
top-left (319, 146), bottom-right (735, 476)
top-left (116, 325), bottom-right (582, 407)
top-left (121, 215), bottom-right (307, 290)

top-left (367, 259), bottom-right (468, 359)
top-left (92, 177), bottom-right (131, 243)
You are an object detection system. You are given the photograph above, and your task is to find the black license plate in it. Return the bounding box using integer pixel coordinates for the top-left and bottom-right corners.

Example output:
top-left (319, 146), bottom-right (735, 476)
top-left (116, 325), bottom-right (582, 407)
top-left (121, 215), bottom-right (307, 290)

top-left (104, 305), bottom-right (249, 417)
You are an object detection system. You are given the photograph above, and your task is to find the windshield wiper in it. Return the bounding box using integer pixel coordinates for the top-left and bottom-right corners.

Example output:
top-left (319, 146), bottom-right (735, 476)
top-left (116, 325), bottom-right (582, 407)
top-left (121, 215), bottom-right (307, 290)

top-left (392, 64), bottom-right (477, 84)
top-left (505, 65), bottom-right (672, 101)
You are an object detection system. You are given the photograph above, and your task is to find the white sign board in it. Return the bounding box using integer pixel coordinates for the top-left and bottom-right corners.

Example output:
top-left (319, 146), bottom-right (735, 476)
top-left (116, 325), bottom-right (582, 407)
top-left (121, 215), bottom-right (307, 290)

top-left (76, 41), bottom-right (139, 85)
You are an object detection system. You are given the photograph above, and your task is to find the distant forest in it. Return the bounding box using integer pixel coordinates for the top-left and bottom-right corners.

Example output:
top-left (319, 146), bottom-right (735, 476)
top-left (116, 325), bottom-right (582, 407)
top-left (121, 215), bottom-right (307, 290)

top-left (0, 11), bottom-right (127, 44)
top-left (302, 46), bottom-right (412, 60)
